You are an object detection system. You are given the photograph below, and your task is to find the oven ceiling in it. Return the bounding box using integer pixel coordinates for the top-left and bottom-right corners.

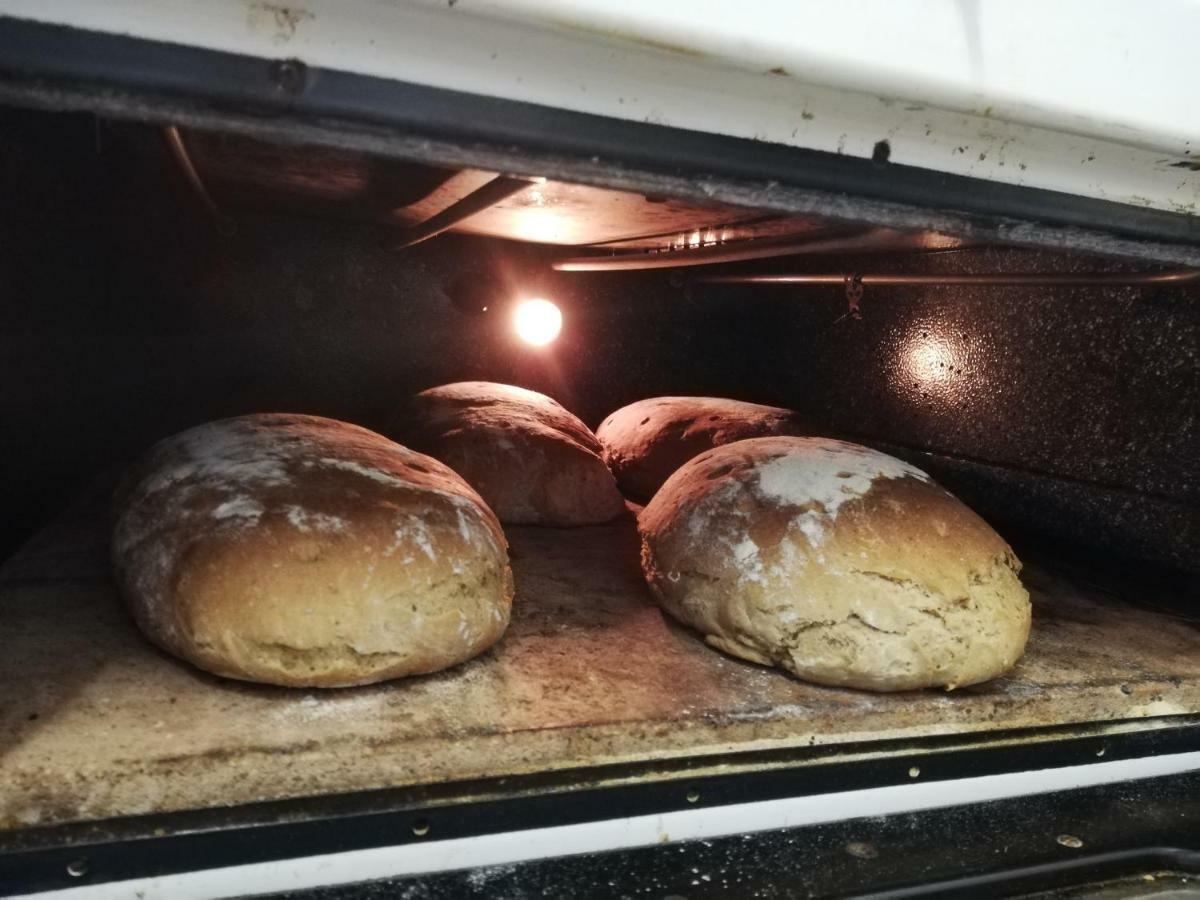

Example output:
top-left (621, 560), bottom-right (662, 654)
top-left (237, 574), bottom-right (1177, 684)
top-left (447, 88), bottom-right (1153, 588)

top-left (178, 128), bottom-right (964, 254)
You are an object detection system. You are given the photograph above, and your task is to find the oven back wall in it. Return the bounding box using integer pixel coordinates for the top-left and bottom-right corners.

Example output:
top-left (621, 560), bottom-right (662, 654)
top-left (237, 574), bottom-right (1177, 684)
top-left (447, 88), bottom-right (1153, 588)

top-left (0, 109), bottom-right (722, 559)
top-left (1, 109), bottom-right (1196, 573)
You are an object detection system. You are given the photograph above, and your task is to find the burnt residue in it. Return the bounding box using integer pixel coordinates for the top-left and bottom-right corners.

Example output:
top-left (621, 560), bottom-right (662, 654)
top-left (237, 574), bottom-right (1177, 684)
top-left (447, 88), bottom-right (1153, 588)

top-left (247, 2), bottom-right (314, 44)
top-left (537, 16), bottom-right (710, 59)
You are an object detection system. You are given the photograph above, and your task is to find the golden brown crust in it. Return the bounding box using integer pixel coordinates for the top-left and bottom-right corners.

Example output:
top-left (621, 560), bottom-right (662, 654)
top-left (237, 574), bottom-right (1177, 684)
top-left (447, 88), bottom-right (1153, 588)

top-left (596, 396), bottom-right (812, 500)
top-left (639, 436), bottom-right (1031, 691)
top-left (112, 414), bottom-right (512, 687)
top-left (395, 382), bottom-right (625, 526)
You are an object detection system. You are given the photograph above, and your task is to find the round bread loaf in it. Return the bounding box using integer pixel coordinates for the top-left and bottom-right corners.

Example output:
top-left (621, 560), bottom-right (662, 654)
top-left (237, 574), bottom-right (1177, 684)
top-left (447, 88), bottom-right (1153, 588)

top-left (395, 381), bottom-right (625, 526)
top-left (639, 436), bottom-right (1030, 691)
top-left (596, 396), bottom-right (811, 500)
top-left (112, 414), bottom-right (512, 688)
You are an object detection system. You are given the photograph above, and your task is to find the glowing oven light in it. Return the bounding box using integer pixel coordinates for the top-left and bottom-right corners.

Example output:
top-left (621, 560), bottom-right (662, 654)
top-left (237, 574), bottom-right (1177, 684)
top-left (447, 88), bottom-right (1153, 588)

top-left (513, 298), bottom-right (562, 346)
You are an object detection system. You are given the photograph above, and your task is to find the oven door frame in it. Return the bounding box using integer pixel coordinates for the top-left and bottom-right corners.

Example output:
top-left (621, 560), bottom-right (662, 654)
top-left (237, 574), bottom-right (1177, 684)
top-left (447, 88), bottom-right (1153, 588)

top-left (0, 16), bottom-right (1198, 268)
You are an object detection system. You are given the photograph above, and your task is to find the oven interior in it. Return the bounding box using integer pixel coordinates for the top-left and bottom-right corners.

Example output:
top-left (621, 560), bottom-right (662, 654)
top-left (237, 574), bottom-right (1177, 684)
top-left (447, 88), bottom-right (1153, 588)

top-left (1, 104), bottom-right (1198, 864)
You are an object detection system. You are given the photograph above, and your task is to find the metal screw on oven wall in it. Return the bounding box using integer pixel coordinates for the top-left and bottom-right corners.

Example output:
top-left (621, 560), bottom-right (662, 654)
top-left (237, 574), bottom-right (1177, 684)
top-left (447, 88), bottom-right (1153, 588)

top-left (1056, 834), bottom-right (1084, 849)
top-left (65, 859), bottom-right (88, 878)
top-left (269, 59), bottom-right (308, 95)
top-left (412, 819), bottom-right (431, 837)
top-left (686, 788), bottom-right (701, 803)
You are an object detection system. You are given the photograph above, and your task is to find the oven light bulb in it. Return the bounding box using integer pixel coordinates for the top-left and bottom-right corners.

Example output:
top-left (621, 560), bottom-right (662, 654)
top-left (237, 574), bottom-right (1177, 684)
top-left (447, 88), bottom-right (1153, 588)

top-left (513, 298), bottom-right (562, 346)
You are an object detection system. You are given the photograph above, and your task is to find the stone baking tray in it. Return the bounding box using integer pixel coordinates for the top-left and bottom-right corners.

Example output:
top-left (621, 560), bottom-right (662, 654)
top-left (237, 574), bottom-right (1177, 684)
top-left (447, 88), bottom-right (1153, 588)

top-left (3, 494), bottom-right (1199, 831)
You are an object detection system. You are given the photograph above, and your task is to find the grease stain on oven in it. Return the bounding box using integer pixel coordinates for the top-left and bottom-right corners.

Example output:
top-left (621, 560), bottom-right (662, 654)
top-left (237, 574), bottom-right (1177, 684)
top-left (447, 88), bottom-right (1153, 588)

top-left (247, 2), bottom-right (314, 44)
top-left (539, 18), bottom-right (710, 59)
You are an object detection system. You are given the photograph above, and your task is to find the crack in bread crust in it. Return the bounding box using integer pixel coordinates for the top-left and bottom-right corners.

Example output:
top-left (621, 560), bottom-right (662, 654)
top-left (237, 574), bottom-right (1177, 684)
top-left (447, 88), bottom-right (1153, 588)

top-left (638, 436), bottom-right (1031, 692)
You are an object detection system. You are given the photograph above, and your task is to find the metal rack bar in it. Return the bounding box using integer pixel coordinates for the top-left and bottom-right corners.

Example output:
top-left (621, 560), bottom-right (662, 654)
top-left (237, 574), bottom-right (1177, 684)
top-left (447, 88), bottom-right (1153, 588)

top-left (393, 175), bottom-right (535, 249)
top-left (696, 270), bottom-right (1200, 286)
top-left (552, 228), bottom-right (917, 271)
top-left (161, 126), bottom-right (234, 236)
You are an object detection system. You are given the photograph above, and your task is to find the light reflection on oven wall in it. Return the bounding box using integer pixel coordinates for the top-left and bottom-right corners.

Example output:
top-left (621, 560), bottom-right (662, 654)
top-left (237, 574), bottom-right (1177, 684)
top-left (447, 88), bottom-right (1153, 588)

top-left (886, 319), bottom-right (985, 417)
top-left (901, 329), bottom-right (960, 387)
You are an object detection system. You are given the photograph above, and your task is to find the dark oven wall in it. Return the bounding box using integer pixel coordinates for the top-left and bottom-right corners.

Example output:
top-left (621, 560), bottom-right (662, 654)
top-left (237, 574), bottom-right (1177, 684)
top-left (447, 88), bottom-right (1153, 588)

top-left (694, 249), bottom-right (1199, 577)
top-left (1, 108), bottom-right (1197, 575)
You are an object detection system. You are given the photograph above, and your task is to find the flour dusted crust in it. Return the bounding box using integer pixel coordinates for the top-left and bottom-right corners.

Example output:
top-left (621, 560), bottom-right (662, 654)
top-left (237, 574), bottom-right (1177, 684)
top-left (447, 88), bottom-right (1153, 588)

top-left (596, 396), bottom-right (811, 500)
top-left (396, 382), bottom-right (625, 526)
top-left (112, 414), bottom-right (513, 688)
top-left (639, 436), bottom-right (1031, 691)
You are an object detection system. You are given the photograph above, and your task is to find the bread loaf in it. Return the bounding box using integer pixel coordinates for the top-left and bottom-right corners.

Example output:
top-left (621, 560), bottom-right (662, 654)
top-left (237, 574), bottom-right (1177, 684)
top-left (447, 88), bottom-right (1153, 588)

top-left (639, 436), bottom-right (1030, 691)
top-left (597, 396), bottom-right (810, 500)
top-left (112, 414), bottom-right (512, 687)
top-left (395, 382), bottom-right (625, 526)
